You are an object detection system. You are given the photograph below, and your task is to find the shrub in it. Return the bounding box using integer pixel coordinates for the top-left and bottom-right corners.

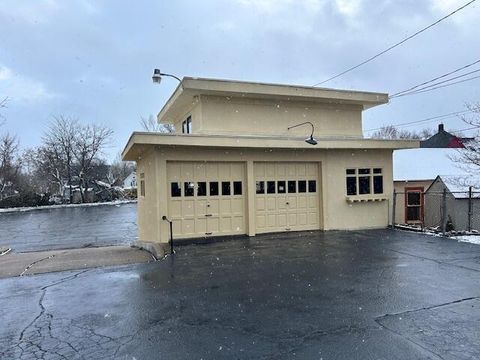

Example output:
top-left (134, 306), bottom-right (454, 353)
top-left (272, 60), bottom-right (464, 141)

top-left (0, 192), bottom-right (52, 209)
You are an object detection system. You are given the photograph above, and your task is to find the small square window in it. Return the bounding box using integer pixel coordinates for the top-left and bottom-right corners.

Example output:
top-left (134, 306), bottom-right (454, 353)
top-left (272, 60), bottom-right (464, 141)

top-left (346, 169), bottom-right (356, 175)
top-left (359, 168), bottom-right (371, 175)
top-left (308, 180), bottom-right (316, 193)
top-left (222, 181), bottom-right (231, 196)
top-left (267, 181), bottom-right (275, 194)
top-left (209, 182), bottom-right (219, 196)
top-left (171, 182), bottom-right (181, 197)
top-left (277, 181), bottom-right (286, 194)
top-left (298, 180), bottom-right (307, 193)
top-left (184, 182), bottom-right (194, 196)
top-left (288, 181), bottom-right (296, 193)
top-left (233, 181), bottom-right (242, 195)
top-left (256, 181), bottom-right (265, 194)
top-left (373, 168), bottom-right (382, 174)
top-left (197, 182), bottom-right (207, 196)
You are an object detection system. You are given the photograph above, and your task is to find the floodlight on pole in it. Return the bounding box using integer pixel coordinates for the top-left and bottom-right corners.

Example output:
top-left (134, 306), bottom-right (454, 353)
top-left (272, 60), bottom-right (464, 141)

top-left (152, 69), bottom-right (181, 84)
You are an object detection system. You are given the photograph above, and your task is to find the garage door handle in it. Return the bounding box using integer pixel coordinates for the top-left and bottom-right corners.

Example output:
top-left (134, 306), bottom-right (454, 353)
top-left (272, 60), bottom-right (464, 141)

top-left (205, 232), bottom-right (212, 235)
top-left (205, 214), bottom-right (212, 217)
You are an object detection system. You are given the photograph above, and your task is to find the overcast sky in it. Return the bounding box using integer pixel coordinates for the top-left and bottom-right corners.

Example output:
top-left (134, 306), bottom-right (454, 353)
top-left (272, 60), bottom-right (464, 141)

top-left (0, 0), bottom-right (479, 179)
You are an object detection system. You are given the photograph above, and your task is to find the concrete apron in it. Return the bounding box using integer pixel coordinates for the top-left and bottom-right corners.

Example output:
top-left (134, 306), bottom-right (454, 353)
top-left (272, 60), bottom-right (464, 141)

top-left (0, 246), bottom-right (154, 279)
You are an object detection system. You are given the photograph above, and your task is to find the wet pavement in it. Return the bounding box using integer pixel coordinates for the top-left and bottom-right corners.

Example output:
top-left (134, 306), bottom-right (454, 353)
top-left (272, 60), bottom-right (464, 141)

top-left (0, 203), bottom-right (137, 252)
top-left (1, 229), bottom-right (480, 359)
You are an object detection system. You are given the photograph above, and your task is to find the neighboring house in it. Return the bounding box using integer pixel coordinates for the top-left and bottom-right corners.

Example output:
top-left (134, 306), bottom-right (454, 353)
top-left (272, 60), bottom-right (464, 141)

top-left (123, 171), bottom-right (137, 189)
top-left (424, 175), bottom-right (480, 231)
top-left (122, 77), bottom-right (418, 245)
top-left (394, 179), bottom-right (435, 224)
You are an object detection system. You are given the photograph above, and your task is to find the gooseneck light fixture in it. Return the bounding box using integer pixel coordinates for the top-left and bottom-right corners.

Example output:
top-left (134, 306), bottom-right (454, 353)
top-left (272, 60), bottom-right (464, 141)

top-left (152, 69), bottom-right (181, 84)
top-left (287, 121), bottom-right (317, 145)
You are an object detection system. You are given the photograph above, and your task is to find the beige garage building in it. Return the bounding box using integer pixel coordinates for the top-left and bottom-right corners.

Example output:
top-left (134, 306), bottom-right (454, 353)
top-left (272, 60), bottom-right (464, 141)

top-left (122, 78), bottom-right (418, 246)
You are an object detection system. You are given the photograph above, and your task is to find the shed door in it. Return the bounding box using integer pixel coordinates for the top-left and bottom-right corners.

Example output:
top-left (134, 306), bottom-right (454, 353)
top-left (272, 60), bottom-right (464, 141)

top-left (255, 162), bottom-right (320, 233)
top-left (167, 162), bottom-right (246, 238)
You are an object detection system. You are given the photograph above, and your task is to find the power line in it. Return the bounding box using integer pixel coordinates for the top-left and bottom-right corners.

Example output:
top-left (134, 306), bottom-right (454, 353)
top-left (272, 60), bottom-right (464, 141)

top-left (390, 73), bottom-right (480, 98)
top-left (313, 0), bottom-right (477, 86)
top-left (364, 109), bottom-right (475, 132)
top-left (390, 59), bottom-right (480, 97)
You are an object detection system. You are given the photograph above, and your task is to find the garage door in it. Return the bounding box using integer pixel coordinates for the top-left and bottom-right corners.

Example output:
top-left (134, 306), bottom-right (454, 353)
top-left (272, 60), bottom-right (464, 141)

top-left (255, 162), bottom-right (320, 233)
top-left (167, 162), bottom-right (246, 238)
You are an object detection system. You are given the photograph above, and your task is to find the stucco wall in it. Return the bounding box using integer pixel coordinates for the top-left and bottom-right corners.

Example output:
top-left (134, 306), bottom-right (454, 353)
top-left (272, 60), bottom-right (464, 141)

top-left (136, 146), bottom-right (394, 243)
top-left (198, 95), bottom-right (363, 137)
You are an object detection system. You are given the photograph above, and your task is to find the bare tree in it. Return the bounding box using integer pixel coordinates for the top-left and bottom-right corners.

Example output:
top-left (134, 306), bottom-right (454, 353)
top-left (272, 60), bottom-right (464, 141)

top-left (107, 152), bottom-right (135, 186)
top-left (140, 114), bottom-right (175, 133)
top-left (449, 103), bottom-right (480, 175)
top-left (370, 125), bottom-right (433, 140)
top-left (0, 97), bottom-right (7, 126)
top-left (42, 116), bottom-right (79, 202)
top-left (73, 124), bottom-right (114, 202)
top-left (0, 133), bottom-right (20, 199)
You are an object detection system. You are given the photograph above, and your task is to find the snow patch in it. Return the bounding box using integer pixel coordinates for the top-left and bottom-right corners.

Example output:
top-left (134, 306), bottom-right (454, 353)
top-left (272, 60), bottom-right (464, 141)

top-left (0, 200), bottom-right (137, 214)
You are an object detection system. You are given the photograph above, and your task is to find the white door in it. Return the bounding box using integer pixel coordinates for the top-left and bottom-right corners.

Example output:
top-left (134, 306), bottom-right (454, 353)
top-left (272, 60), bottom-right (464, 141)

top-left (255, 162), bottom-right (320, 233)
top-left (167, 162), bottom-right (246, 238)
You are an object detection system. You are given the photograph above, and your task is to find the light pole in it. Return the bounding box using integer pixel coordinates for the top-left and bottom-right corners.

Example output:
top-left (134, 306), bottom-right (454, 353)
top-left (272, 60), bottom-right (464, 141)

top-left (152, 69), bottom-right (181, 84)
top-left (287, 121), bottom-right (318, 145)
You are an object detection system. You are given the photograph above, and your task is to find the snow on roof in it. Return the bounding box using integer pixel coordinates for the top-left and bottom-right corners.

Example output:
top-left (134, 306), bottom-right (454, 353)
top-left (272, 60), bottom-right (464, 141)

top-left (438, 175), bottom-right (480, 199)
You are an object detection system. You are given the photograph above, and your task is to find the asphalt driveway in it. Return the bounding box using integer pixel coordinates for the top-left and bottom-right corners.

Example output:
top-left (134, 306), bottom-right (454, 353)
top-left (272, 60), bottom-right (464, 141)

top-left (1, 229), bottom-right (480, 359)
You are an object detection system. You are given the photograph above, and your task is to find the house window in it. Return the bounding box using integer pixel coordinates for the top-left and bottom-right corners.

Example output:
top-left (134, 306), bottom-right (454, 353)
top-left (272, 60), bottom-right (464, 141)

top-left (182, 116), bottom-right (192, 134)
top-left (140, 173), bottom-right (145, 197)
top-left (346, 168), bottom-right (383, 196)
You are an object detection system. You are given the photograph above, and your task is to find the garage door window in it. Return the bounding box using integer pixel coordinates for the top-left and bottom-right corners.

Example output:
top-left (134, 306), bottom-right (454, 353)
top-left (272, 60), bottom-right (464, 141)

top-left (222, 181), bottom-right (231, 195)
top-left (308, 180), bottom-right (316, 193)
top-left (171, 182), bottom-right (181, 197)
top-left (277, 181), bottom-right (286, 193)
top-left (197, 182), bottom-right (207, 196)
top-left (298, 180), bottom-right (307, 193)
top-left (233, 181), bottom-right (242, 195)
top-left (267, 181), bottom-right (276, 194)
top-left (256, 181), bottom-right (265, 194)
top-left (209, 182), bottom-right (219, 196)
top-left (184, 182), bottom-right (194, 196)
top-left (288, 181), bottom-right (296, 193)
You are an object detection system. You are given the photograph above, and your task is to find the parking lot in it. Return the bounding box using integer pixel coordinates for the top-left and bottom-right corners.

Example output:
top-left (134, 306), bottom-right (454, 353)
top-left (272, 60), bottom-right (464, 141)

top-left (1, 229), bottom-right (479, 359)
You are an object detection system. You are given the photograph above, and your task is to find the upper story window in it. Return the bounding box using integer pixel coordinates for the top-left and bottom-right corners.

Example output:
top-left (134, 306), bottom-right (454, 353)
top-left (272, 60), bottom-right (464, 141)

top-left (182, 116), bottom-right (192, 134)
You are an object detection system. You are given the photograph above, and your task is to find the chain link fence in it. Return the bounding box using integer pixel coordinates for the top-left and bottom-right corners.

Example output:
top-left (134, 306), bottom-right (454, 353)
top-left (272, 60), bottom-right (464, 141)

top-left (393, 188), bottom-right (480, 235)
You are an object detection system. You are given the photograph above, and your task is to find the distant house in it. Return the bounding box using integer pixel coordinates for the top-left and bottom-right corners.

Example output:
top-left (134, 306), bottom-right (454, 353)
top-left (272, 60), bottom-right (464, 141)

top-left (394, 179), bottom-right (434, 224)
top-left (123, 172), bottom-right (137, 189)
top-left (424, 175), bottom-right (480, 231)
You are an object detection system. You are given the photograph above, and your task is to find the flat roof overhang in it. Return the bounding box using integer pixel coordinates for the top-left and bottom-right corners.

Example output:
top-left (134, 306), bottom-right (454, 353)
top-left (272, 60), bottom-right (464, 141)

top-left (158, 77), bottom-right (389, 122)
top-left (122, 132), bottom-right (419, 161)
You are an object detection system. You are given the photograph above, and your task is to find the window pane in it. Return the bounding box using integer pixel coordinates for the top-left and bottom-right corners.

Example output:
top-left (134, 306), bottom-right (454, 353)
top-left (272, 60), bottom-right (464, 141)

top-left (298, 180), bottom-right (307, 193)
top-left (171, 182), bottom-right (181, 197)
top-left (359, 176), bottom-right (370, 194)
top-left (407, 207), bottom-right (421, 221)
top-left (359, 168), bottom-right (371, 175)
top-left (346, 177), bottom-right (356, 195)
top-left (209, 182), bottom-right (219, 196)
top-left (140, 180), bottom-right (145, 197)
top-left (373, 176), bottom-right (383, 194)
top-left (256, 181), bottom-right (265, 194)
top-left (187, 117), bottom-right (192, 134)
top-left (308, 180), bottom-right (316, 193)
top-left (373, 168), bottom-right (382, 174)
top-left (277, 181), bottom-right (286, 194)
top-left (288, 181), bottom-right (296, 193)
top-left (267, 181), bottom-right (275, 194)
top-left (182, 121), bottom-right (187, 134)
top-left (197, 182), bottom-right (206, 196)
top-left (222, 181), bottom-right (231, 195)
top-left (346, 169), bottom-right (356, 175)
top-left (233, 181), bottom-right (242, 195)
top-left (407, 192), bottom-right (421, 205)
top-left (184, 182), bottom-right (194, 196)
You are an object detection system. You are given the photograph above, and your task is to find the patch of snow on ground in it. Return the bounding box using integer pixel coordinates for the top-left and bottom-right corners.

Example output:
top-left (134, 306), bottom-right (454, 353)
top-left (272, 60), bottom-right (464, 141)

top-left (452, 235), bottom-right (480, 245)
top-left (0, 200), bottom-right (137, 214)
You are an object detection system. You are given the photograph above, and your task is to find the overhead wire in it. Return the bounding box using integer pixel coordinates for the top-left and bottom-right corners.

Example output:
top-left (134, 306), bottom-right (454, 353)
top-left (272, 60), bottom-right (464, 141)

top-left (313, 0), bottom-right (477, 86)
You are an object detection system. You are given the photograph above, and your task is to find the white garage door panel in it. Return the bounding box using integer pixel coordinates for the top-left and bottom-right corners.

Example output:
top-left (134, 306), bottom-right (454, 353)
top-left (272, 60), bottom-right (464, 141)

top-left (168, 161), bottom-right (246, 238)
top-left (255, 162), bottom-right (320, 234)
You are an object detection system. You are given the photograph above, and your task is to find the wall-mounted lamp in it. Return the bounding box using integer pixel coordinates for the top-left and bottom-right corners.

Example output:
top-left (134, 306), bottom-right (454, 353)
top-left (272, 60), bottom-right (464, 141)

top-left (152, 69), bottom-right (181, 84)
top-left (287, 121), bottom-right (317, 145)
